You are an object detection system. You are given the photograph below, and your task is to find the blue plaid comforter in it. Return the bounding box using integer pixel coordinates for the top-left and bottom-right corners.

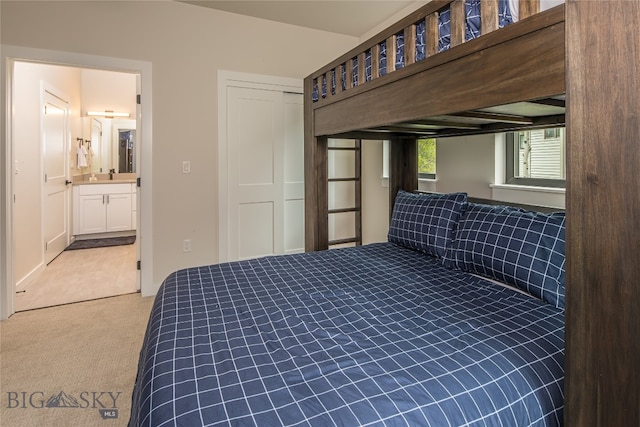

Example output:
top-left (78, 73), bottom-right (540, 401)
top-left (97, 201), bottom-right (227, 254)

top-left (129, 243), bottom-right (564, 426)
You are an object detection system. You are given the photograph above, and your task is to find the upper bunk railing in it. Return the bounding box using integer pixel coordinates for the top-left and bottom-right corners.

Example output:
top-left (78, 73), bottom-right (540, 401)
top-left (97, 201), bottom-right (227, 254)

top-left (309, 0), bottom-right (542, 108)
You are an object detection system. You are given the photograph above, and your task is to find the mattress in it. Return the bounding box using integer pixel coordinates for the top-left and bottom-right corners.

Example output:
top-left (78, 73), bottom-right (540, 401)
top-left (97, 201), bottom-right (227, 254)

top-left (129, 243), bottom-right (564, 426)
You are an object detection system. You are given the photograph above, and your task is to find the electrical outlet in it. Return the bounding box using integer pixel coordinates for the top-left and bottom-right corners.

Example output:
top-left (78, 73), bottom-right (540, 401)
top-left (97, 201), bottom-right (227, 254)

top-left (183, 239), bottom-right (192, 252)
top-left (182, 160), bottom-right (191, 174)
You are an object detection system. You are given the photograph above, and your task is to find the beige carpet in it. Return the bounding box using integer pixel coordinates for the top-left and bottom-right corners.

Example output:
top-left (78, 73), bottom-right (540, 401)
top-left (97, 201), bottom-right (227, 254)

top-left (16, 244), bottom-right (138, 312)
top-left (0, 293), bottom-right (154, 427)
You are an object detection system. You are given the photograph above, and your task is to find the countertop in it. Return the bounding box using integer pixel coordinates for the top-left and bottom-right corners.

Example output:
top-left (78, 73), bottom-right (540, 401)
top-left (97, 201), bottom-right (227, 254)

top-left (73, 179), bottom-right (136, 185)
top-left (72, 173), bottom-right (136, 185)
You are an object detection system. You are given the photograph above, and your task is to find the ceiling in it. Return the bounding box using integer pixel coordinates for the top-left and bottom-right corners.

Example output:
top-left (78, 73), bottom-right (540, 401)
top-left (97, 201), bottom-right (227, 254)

top-left (179, 1), bottom-right (417, 37)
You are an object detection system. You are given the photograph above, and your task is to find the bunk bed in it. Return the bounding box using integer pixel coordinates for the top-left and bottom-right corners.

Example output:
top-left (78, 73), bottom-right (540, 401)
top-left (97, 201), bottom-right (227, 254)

top-left (304, 0), bottom-right (565, 251)
top-left (129, 0), bottom-right (640, 426)
top-left (303, 0), bottom-right (640, 426)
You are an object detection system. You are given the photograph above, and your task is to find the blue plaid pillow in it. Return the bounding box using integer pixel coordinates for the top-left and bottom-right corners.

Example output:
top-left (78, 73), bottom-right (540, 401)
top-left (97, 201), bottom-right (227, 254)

top-left (388, 191), bottom-right (467, 257)
top-left (442, 203), bottom-right (566, 309)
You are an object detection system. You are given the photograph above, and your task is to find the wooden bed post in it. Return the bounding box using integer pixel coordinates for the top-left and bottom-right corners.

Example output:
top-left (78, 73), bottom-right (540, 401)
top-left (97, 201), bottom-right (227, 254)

top-left (304, 77), bottom-right (329, 252)
top-left (564, 1), bottom-right (640, 426)
top-left (519, 0), bottom-right (540, 20)
top-left (481, 0), bottom-right (499, 34)
top-left (304, 134), bottom-right (328, 252)
top-left (450, 0), bottom-right (466, 48)
top-left (388, 138), bottom-right (418, 220)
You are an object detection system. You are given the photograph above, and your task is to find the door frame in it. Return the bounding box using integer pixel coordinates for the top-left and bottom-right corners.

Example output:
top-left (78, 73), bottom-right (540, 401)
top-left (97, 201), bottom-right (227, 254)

top-left (217, 71), bottom-right (302, 263)
top-left (1, 45), bottom-right (153, 319)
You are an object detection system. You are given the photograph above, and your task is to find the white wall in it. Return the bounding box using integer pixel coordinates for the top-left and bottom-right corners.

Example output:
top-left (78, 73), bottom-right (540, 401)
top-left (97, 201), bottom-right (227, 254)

top-left (361, 140), bottom-right (389, 244)
top-left (422, 133), bottom-right (565, 209)
top-left (359, 1), bottom-right (429, 42)
top-left (429, 134), bottom-right (496, 198)
top-left (1, 1), bottom-right (359, 299)
top-left (81, 69), bottom-right (136, 117)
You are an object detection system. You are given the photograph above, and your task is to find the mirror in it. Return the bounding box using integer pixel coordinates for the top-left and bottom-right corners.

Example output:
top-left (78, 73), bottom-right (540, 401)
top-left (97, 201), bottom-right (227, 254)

top-left (118, 129), bottom-right (136, 173)
top-left (81, 117), bottom-right (105, 174)
top-left (111, 119), bottom-right (137, 173)
top-left (81, 117), bottom-right (136, 174)
top-left (89, 118), bottom-right (104, 174)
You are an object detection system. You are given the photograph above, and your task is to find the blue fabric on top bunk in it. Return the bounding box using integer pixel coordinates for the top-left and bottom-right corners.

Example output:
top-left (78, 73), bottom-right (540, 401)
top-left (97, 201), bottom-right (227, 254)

top-left (353, 57), bottom-right (359, 87)
top-left (378, 33), bottom-right (405, 76)
top-left (438, 0), bottom-right (514, 52)
top-left (499, 0), bottom-right (516, 27)
top-left (396, 32), bottom-right (405, 70)
top-left (129, 243), bottom-right (564, 427)
top-left (331, 69), bottom-right (336, 96)
top-left (416, 20), bottom-right (426, 61)
top-left (342, 65), bottom-right (347, 91)
top-left (380, 40), bottom-right (387, 76)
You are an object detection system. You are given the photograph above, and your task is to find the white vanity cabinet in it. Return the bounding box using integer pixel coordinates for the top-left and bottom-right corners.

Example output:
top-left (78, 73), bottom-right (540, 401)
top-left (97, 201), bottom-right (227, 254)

top-left (73, 183), bottom-right (135, 235)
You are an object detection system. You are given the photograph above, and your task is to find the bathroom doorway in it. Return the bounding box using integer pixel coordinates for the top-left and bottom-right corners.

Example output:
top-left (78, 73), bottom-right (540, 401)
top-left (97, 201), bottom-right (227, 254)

top-left (10, 60), bottom-right (140, 312)
top-left (1, 46), bottom-right (153, 320)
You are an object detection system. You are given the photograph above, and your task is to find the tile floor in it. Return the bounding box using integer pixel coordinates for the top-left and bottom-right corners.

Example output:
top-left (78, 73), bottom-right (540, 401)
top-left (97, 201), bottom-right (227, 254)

top-left (15, 243), bottom-right (138, 312)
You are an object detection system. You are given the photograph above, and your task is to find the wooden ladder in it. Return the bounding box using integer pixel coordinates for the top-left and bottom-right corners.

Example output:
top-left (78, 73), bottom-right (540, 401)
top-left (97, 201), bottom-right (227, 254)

top-left (327, 139), bottom-right (362, 247)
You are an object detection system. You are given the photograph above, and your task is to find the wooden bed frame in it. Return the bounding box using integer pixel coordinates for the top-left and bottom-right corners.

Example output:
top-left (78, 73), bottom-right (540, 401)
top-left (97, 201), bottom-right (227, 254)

top-left (304, 1), bottom-right (640, 425)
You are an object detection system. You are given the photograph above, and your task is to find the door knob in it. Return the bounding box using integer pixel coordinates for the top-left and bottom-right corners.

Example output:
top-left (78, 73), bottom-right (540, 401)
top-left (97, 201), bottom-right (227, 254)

top-left (65, 180), bottom-right (72, 185)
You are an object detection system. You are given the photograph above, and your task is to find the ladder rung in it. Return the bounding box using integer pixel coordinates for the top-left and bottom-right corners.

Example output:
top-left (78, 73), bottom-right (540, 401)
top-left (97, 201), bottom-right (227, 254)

top-left (329, 237), bottom-right (360, 246)
top-left (328, 207), bottom-right (360, 214)
top-left (328, 146), bottom-right (360, 151)
top-left (328, 177), bottom-right (360, 182)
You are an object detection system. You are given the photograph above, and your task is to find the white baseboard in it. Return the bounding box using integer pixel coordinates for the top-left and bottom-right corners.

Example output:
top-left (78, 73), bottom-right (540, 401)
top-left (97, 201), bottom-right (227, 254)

top-left (15, 263), bottom-right (45, 292)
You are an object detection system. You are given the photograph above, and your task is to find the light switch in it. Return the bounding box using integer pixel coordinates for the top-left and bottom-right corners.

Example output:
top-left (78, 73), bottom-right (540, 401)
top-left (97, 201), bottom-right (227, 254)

top-left (182, 160), bottom-right (191, 174)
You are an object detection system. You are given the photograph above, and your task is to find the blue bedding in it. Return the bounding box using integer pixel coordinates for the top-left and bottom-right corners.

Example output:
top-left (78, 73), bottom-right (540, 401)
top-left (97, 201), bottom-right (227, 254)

top-left (129, 243), bottom-right (564, 426)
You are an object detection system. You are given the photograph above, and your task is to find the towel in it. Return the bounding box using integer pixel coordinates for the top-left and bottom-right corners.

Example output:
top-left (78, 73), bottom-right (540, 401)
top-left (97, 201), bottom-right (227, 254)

top-left (509, 0), bottom-right (519, 22)
top-left (77, 145), bottom-right (88, 168)
top-left (87, 146), bottom-right (95, 167)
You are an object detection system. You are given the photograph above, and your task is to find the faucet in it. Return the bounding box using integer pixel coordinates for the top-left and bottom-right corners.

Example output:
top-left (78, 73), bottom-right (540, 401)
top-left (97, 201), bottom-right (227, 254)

top-left (109, 169), bottom-right (116, 180)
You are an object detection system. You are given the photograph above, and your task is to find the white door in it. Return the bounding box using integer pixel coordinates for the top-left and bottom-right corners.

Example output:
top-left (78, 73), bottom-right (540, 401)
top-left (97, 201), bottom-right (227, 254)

top-left (226, 87), bottom-right (304, 261)
top-left (42, 90), bottom-right (70, 264)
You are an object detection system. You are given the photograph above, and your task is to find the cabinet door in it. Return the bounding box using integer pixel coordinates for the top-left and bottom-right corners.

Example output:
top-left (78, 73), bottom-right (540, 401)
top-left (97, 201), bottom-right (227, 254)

top-left (106, 193), bottom-right (132, 232)
top-left (78, 194), bottom-right (107, 234)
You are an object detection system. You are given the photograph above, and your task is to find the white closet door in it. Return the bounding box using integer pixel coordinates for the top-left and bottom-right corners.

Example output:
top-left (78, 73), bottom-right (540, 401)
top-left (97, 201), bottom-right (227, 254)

top-left (221, 73), bottom-right (304, 263)
top-left (227, 87), bottom-right (285, 261)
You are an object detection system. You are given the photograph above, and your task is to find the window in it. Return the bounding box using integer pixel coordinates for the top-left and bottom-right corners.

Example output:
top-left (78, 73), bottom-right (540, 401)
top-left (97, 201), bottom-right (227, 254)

top-left (382, 138), bottom-right (436, 180)
top-left (544, 128), bottom-right (561, 139)
top-left (506, 128), bottom-right (565, 187)
top-left (418, 138), bottom-right (436, 179)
